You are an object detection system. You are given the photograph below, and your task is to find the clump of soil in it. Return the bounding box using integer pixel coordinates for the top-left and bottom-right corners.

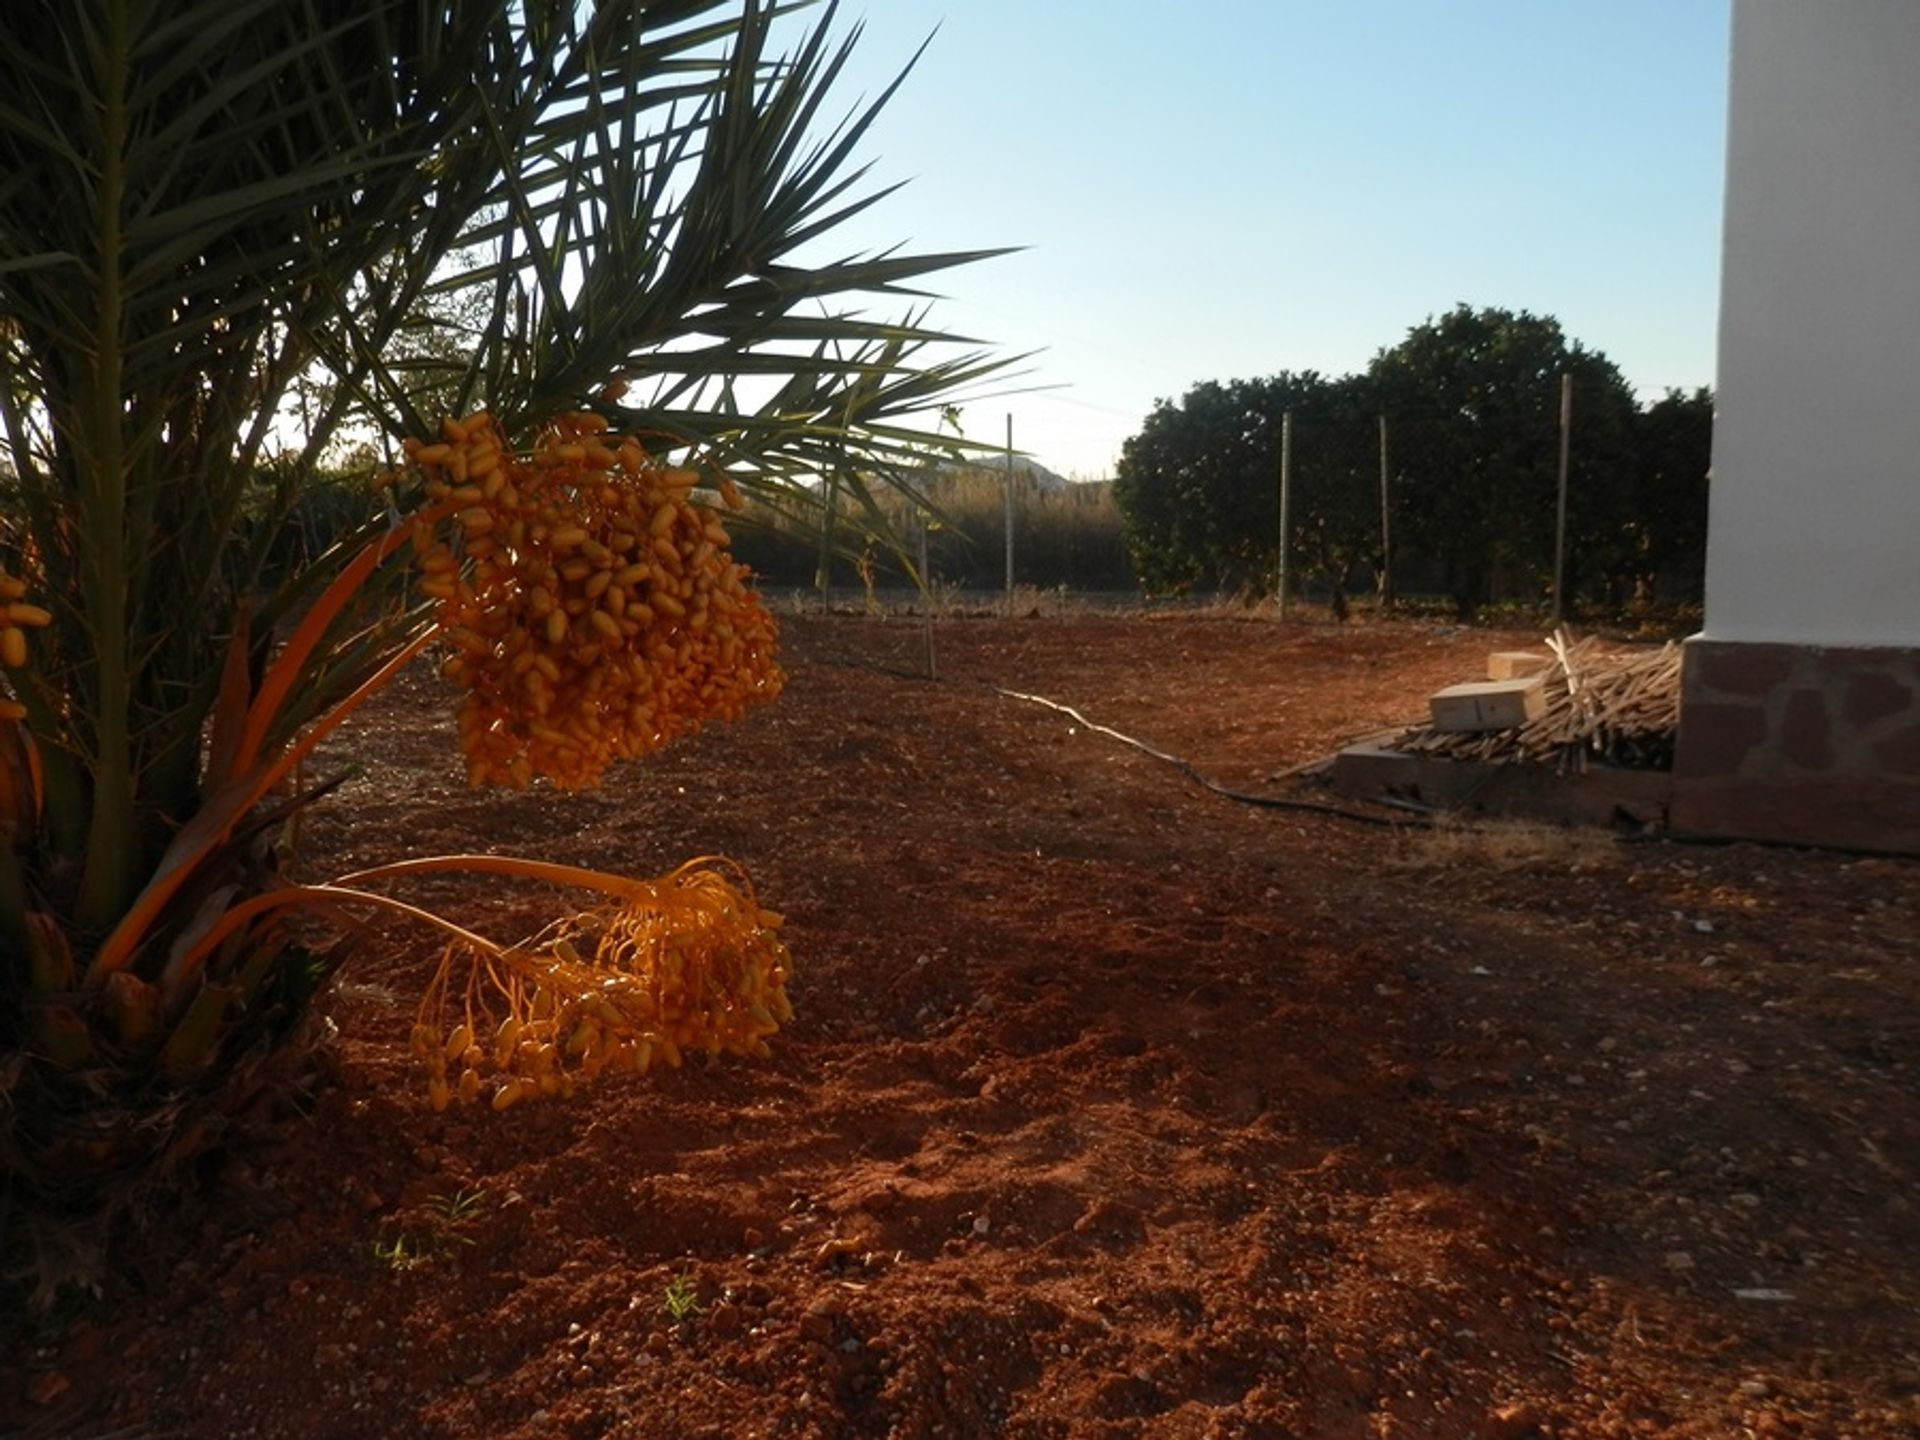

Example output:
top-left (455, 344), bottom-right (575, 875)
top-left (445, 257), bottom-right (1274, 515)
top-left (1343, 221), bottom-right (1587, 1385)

top-left (7, 613), bottom-right (1917, 1439)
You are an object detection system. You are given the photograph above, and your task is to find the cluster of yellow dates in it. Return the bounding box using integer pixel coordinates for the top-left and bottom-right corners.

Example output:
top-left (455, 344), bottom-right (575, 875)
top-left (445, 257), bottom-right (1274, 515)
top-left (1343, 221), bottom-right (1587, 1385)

top-left (0, 568), bottom-right (53, 720)
top-left (403, 410), bottom-right (782, 790)
top-left (412, 862), bottom-right (793, 1111)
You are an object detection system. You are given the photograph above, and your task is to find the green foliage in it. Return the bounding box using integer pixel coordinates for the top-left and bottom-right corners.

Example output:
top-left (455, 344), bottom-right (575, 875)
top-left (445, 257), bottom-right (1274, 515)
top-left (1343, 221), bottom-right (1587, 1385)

top-left (428, 1186), bottom-right (489, 1227)
top-left (372, 1188), bottom-right (484, 1273)
top-left (372, 1236), bottom-right (433, 1273)
top-left (661, 1272), bottom-right (705, 1323)
top-left (1113, 372), bottom-right (1378, 604)
top-left (1629, 388), bottom-right (1714, 604)
top-left (1114, 307), bottom-right (1677, 621)
top-left (1369, 305), bottom-right (1639, 619)
top-left (0, 0), bottom-right (1009, 931)
top-left (0, 0), bottom-right (1008, 1307)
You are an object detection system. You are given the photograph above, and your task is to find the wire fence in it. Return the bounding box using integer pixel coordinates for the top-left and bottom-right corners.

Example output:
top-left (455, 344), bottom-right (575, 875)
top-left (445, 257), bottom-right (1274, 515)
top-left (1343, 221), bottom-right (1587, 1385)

top-left (267, 392), bottom-right (1708, 628)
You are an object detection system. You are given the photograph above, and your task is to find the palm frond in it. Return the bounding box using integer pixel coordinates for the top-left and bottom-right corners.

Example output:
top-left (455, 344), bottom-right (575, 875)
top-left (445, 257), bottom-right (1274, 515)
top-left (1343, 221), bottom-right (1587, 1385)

top-left (0, 0), bottom-right (1008, 970)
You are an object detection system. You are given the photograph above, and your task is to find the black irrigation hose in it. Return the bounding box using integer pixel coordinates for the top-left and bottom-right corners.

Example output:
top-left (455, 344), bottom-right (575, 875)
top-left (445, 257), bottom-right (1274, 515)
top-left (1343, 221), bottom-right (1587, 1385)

top-left (970, 677), bottom-right (1706, 850)
top-left (804, 653), bottom-right (1431, 829)
top-left (800, 650), bottom-right (1765, 850)
top-left (985, 686), bottom-right (1430, 829)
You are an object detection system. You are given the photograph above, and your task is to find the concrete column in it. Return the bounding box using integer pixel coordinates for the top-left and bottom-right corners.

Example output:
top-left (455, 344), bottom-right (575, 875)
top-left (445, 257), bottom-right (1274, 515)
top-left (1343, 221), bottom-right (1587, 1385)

top-left (1675, 1), bottom-right (1920, 851)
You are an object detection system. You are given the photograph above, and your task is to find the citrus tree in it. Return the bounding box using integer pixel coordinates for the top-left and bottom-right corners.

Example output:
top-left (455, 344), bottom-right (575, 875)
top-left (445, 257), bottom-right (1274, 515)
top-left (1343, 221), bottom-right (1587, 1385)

top-left (1369, 306), bottom-right (1638, 618)
top-left (1114, 371), bottom-right (1373, 600)
top-left (0, 0), bottom-right (1001, 1305)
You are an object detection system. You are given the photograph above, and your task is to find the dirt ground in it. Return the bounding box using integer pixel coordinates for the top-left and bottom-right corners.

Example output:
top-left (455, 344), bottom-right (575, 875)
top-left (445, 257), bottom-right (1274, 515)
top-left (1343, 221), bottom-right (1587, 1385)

top-left (7, 611), bottom-right (1919, 1440)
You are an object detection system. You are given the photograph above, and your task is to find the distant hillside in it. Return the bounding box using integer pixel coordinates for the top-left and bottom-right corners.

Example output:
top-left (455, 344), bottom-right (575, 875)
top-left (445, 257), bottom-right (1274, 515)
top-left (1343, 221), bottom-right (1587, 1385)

top-left (931, 455), bottom-right (1073, 492)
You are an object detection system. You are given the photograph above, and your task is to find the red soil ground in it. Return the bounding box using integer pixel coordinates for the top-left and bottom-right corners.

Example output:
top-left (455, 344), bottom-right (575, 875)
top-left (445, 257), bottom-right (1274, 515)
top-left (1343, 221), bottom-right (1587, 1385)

top-left (7, 612), bottom-right (1918, 1439)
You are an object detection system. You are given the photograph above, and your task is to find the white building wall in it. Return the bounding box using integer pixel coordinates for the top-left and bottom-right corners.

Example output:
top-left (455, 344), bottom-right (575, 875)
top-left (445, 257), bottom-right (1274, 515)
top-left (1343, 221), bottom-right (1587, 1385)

top-left (1706, 1), bottom-right (1920, 646)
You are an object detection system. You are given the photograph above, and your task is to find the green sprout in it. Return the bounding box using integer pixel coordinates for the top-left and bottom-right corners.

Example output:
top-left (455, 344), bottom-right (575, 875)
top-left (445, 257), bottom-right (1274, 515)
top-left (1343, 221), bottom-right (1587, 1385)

top-left (660, 1273), bottom-right (705, 1324)
top-left (428, 1186), bottom-right (488, 1226)
top-left (373, 1236), bottom-right (429, 1272)
top-left (373, 1186), bottom-right (487, 1272)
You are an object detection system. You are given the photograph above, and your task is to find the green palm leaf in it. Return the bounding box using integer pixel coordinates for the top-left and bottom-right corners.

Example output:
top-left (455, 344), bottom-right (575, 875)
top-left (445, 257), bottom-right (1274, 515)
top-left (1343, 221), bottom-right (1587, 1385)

top-left (0, 0), bottom-right (1011, 1305)
top-left (0, 0), bottom-right (1008, 921)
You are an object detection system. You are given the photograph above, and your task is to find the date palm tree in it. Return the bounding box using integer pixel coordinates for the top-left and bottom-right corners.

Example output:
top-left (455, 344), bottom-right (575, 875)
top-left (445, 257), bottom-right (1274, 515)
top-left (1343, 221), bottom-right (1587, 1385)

top-left (0, 0), bottom-right (1002, 1305)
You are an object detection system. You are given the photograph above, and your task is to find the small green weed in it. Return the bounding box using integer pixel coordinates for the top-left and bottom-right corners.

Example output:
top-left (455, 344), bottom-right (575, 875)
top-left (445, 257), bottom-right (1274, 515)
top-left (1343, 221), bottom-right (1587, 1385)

top-left (428, 1185), bottom-right (488, 1225)
top-left (373, 1235), bottom-right (430, 1272)
top-left (660, 1273), bottom-right (705, 1324)
top-left (372, 1186), bottom-right (487, 1273)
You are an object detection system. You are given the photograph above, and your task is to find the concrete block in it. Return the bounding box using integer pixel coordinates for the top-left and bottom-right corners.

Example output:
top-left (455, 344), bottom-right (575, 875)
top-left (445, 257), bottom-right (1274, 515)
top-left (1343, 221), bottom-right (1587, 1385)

top-left (1429, 677), bottom-right (1547, 732)
top-left (1488, 650), bottom-right (1551, 681)
top-left (1331, 744), bottom-right (1672, 829)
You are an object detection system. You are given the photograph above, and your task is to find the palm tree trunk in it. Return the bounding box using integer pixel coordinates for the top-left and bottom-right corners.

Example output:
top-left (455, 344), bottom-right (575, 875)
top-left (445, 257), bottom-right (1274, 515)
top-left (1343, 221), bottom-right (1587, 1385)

top-left (73, 5), bottom-right (140, 934)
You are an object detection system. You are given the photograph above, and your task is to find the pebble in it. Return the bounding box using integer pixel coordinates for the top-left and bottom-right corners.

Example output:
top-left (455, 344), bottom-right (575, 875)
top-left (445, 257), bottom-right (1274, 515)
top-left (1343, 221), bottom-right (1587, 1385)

top-left (1664, 1251), bottom-right (1695, 1271)
top-left (1486, 1400), bottom-right (1543, 1438)
top-left (799, 1301), bottom-right (840, 1344)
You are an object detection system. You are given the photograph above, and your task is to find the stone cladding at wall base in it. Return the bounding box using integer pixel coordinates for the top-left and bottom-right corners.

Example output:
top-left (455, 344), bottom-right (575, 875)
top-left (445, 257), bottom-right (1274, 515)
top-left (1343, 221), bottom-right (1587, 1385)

top-left (1673, 638), bottom-right (1920, 854)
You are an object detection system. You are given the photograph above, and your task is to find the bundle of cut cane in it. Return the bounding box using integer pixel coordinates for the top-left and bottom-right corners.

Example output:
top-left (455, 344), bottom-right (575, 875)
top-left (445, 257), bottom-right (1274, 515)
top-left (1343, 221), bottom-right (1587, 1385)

top-left (1398, 629), bottom-right (1683, 771)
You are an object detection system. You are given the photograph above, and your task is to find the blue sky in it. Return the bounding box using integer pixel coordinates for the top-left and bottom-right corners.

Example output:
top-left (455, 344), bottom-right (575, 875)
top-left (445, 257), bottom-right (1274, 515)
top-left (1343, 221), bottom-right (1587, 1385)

top-left (811, 1), bottom-right (1732, 478)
